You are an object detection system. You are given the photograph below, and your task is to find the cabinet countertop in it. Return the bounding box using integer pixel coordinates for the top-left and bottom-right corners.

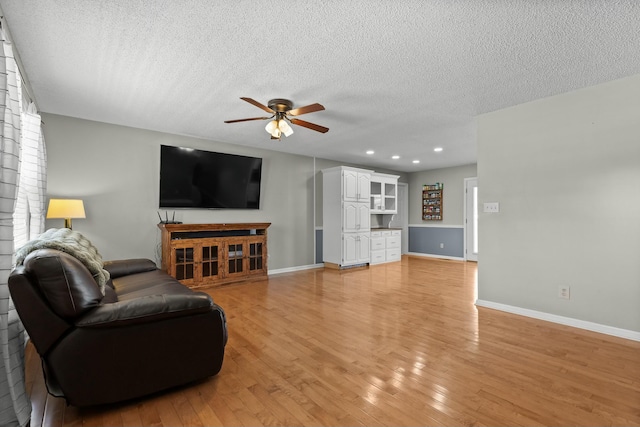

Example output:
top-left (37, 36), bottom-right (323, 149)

top-left (371, 227), bottom-right (402, 231)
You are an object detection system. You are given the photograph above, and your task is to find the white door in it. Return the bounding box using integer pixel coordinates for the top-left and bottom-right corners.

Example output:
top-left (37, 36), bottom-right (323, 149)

top-left (464, 177), bottom-right (478, 261)
top-left (389, 182), bottom-right (409, 254)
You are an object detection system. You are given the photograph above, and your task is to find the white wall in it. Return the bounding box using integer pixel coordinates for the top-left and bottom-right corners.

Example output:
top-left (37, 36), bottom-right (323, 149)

top-left (477, 73), bottom-right (640, 333)
top-left (43, 114), bottom-right (318, 270)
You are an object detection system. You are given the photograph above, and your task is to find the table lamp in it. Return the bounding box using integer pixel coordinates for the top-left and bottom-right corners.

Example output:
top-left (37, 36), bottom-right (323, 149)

top-left (46, 199), bottom-right (86, 229)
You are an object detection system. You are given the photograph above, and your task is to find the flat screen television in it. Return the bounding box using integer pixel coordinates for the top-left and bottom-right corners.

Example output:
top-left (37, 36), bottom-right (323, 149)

top-left (159, 145), bottom-right (262, 209)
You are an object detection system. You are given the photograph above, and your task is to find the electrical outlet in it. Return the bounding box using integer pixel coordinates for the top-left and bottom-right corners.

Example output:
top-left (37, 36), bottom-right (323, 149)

top-left (558, 285), bottom-right (570, 300)
top-left (439, 243), bottom-right (444, 249)
top-left (483, 202), bottom-right (500, 213)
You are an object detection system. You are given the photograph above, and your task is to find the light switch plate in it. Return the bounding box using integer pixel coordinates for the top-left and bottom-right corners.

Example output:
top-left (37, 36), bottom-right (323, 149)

top-left (483, 202), bottom-right (500, 213)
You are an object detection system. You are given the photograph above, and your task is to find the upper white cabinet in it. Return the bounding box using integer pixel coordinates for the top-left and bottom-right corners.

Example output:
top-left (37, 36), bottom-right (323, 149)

top-left (370, 173), bottom-right (400, 214)
top-left (343, 168), bottom-right (370, 202)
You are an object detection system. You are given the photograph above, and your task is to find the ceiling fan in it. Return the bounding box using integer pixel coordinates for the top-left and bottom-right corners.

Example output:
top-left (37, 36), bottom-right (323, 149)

top-left (224, 97), bottom-right (329, 139)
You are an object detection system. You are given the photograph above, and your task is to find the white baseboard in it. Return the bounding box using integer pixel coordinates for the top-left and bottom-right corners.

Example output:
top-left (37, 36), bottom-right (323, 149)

top-left (407, 252), bottom-right (464, 261)
top-left (268, 263), bottom-right (324, 275)
top-left (475, 299), bottom-right (640, 342)
top-left (408, 224), bottom-right (464, 229)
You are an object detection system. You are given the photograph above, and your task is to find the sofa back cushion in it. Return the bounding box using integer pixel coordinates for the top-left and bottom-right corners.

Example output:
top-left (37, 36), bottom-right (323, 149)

top-left (23, 249), bottom-right (103, 319)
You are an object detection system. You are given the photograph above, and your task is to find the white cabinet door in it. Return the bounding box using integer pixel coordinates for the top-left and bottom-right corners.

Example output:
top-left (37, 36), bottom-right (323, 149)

top-left (357, 173), bottom-right (370, 202)
top-left (343, 202), bottom-right (358, 232)
top-left (356, 233), bottom-right (370, 263)
top-left (370, 173), bottom-right (398, 213)
top-left (343, 202), bottom-right (369, 232)
top-left (343, 234), bottom-right (359, 265)
top-left (342, 233), bottom-right (370, 265)
top-left (343, 169), bottom-right (359, 201)
top-left (343, 170), bottom-right (370, 202)
top-left (358, 203), bottom-right (370, 230)
top-left (383, 180), bottom-right (398, 213)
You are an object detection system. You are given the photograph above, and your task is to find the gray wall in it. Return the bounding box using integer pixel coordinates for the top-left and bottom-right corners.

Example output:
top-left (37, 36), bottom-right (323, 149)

top-left (43, 114), bottom-right (408, 271)
top-left (477, 73), bottom-right (640, 332)
top-left (43, 114), bottom-right (318, 270)
top-left (408, 164), bottom-right (477, 225)
top-left (408, 227), bottom-right (464, 258)
top-left (407, 164), bottom-right (477, 257)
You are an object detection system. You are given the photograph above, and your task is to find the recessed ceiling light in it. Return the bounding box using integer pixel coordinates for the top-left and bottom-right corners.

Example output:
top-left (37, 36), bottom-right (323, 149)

top-left (434, 147), bottom-right (443, 152)
top-left (366, 150), bottom-right (374, 155)
top-left (392, 155), bottom-right (400, 160)
top-left (412, 160), bottom-right (420, 164)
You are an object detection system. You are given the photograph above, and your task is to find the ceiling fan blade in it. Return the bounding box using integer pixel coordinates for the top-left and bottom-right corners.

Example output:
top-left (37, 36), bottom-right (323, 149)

top-left (288, 103), bottom-right (325, 116)
top-left (290, 118), bottom-right (329, 133)
top-left (224, 116), bottom-right (272, 123)
top-left (240, 97), bottom-right (274, 114)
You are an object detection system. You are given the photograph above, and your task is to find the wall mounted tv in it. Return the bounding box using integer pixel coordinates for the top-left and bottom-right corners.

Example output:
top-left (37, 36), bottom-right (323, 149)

top-left (159, 145), bottom-right (262, 209)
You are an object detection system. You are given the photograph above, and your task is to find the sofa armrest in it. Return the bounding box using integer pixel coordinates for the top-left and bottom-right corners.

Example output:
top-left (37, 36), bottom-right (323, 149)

top-left (103, 258), bottom-right (158, 279)
top-left (75, 292), bottom-right (215, 328)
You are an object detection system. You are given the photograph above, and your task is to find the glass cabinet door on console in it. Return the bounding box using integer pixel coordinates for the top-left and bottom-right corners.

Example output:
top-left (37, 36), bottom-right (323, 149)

top-left (200, 242), bottom-right (221, 281)
top-left (223, 236), bottom-right (268, 279)
top-left (247, 236), bottom-right (266, 275)
top-left (171, 242), bottom-right (196, 285)
top-left (170, 240), bottom-right (223, 287)
top-left (224, 237), bottom-right (245, 279)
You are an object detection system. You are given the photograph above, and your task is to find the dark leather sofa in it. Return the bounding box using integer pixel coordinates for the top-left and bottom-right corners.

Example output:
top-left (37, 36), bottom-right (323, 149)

top-left (8, 248), bottom-right (227, 407)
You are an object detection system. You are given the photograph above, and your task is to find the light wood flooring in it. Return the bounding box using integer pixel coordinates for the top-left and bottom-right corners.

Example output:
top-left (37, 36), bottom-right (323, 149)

top-left (25, 256), bottom-right (640, 426)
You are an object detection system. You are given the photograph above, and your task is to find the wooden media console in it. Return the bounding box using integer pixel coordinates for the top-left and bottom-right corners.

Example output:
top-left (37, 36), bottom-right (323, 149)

top-left (158, 222), bottom-right (271, 289)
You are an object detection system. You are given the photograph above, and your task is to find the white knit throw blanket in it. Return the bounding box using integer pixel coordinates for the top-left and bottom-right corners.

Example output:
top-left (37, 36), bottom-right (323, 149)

top-left (15, 228), bottom-right (110, 295)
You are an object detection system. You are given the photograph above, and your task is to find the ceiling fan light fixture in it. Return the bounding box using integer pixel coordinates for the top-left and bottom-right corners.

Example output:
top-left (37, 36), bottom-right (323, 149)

top-left (265, 120), bottom-right (278, 134)
top-left (230, 97), bottom-right (328, 138)
top-left (279, 119), bottom-right (294, 137)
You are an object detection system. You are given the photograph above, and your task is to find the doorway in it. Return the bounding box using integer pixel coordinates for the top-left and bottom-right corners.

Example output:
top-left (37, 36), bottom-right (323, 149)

top-left (464, 177), bottom-right (478, 261)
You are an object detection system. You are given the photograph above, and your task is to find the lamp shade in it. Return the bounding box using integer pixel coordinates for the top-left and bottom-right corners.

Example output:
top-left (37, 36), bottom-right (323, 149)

top-left (46, 199), bottom-right (86, 229)
top-left (46, 199), bottom-right (86, 219)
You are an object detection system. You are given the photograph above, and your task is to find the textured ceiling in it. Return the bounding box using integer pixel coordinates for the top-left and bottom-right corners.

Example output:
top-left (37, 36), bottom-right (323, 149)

top-left (1, 1), bottom-right (639, 172)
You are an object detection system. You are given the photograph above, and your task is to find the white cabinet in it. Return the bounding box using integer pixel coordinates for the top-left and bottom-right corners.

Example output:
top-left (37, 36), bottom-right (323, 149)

top-left (370, 229), bottom-right (402, 264)
top-left (343, 233), bottom-right (371, 265)
top-left (386, 229), bottom-right (401, 262)
top-left (343, 202), bottom-right (370, 232)
top-left (370, 173), bottom-right (399, 214)
top-left (343, 169), bottom-right (370, 202)
top-left (323, 166), bottom-right (373, 268)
